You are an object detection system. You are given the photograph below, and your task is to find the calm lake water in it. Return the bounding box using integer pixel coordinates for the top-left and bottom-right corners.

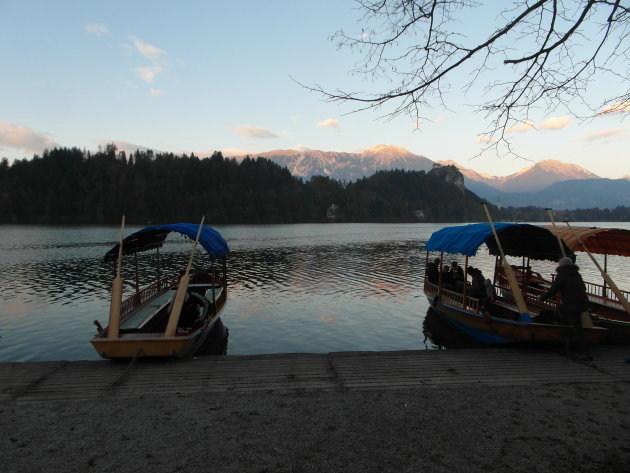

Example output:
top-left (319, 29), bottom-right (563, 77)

top-left (1, 222), bottom-right (629, 362)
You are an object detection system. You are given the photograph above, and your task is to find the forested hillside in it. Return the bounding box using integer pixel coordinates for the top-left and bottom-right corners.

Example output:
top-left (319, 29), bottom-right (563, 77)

top-left (1, 145), bottom-right (628, 224)
top-left (0, 145), bottom-right (488, 224)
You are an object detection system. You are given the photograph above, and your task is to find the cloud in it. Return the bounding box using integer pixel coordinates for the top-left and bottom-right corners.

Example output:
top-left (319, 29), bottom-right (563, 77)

top-left (0, 122), bottom-right (57, 154)
top-left (232, 125), bottom-right (278, 139)
top-left (125, 36), bottom-right (169, 85)
top-left (505, 116), bottom-right (570, 134)
top-left (506, 120), bottom-right (535, 133)
top-left (316, 118), bottom-right (340, 129)
top-left (130, 37), bottom-right (167, 62)
top-left (597, 101), bottom-right (630, 115)
top-left (576, 128), bottom-right (626, 142)
top-left (149, 88), bottom-right (165, 97)
top-left (135, 66), bottom-right (163, 83)
top-left (539, 116), bottom-right (572, 130)
top-left (294, 144), bottom-right (311, 151)
top-left (474, 135), bottom-right (496, 144)
top-left (84, 23), bottom-right (111, 36)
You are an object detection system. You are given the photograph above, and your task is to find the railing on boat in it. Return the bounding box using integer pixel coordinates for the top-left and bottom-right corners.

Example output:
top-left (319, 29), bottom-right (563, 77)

top-left (424, 280), bottom-right (480, 313)
top-left (544, 271), bottom-right (629, 308)
top-left (120, 277), bottom-right (178, 319)
top-left (582, 280), bottom-right (630, 307)
top-left (120, 272), bottom-right (227, 319)
top-left (425, 278), bottom-right (559, 316)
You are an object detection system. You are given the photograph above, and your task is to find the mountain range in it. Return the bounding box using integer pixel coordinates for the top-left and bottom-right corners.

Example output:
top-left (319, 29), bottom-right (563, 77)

top-left (229, 145), bottom-right (630, 210)
top-left (241, 145), bottom-right (434, 181)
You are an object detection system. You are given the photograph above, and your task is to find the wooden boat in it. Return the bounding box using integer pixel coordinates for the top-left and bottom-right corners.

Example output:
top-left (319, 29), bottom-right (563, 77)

top-left (542, 225), bottom-right (630, 344)
top-left (423, 223), bottom-right (608, 345)
top-left (91, 222), bottom-right (229, 359)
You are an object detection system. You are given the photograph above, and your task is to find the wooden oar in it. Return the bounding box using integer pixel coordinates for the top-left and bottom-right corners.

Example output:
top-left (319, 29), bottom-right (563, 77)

top-left (482, 203), bottom-right (531, 322)
top-left (545, 208), bottom-right (566, 258)
top-left (164, 217), bottom-right (206, 337)
top-left (565, 221), bottom-right (630, 315)
top-left (108, 215), bottom-right (125, 339)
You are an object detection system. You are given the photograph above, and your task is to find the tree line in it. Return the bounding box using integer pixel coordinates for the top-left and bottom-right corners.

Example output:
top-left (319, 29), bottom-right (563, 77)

top-left (0, 145), bottom-right (628, 224)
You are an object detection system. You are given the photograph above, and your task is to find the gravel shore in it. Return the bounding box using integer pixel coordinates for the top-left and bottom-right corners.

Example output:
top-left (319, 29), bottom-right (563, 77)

top-left (2, 381), bottom-right (629, 473)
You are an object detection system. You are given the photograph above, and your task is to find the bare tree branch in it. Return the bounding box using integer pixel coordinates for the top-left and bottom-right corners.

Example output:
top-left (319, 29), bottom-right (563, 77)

top-left (304, 0), bottom-right (630, 156)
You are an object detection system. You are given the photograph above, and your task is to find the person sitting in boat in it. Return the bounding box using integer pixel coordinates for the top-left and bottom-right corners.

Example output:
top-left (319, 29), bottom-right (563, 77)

top-left (449, 261), bottom-right (465, 292)
top-left (427, 257), bottom-right (441, 284)
top-left (467, 266), bottom-right (485, 299)
top-left (539, 257), bottom-right (592, 361)
top-left (440, 265), bottom-right (452, 289)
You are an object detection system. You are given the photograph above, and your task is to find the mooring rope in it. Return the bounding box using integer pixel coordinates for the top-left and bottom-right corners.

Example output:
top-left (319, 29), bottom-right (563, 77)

top-left (111, 347), bottom-right (142, 387)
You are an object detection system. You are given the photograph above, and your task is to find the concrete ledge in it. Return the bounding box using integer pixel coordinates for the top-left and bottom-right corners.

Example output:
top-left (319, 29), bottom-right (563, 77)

top-left (2, 346), bottom-right (628, 403)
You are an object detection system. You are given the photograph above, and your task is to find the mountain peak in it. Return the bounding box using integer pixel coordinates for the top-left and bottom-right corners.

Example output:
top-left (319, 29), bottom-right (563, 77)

top-left (532, 159), bottom-right (599, 178)
top-left (363, 145), bottom-right (415, 158)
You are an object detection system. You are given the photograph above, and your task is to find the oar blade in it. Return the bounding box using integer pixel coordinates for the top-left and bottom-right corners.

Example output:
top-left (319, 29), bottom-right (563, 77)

top-left (164, 273), bottom-right (190, 337)
top-left (502, 261), bottom-right (532, 322)
top-left (108, 276), bottom-right (123, 338)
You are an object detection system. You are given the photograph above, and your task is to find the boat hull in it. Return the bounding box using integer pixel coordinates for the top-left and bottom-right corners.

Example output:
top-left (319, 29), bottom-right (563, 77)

top-left (594, 318), bottom-right (630, 344)
top-left (91, 317), bottom-right (221, 359)
top-left (426, 294), bottom-right (608, 345)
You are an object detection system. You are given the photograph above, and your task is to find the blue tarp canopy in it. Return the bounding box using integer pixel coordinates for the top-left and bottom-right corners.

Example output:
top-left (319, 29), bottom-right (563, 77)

top-left (104, 223), bottom-right (229, 261)
top-left (425, 223), bottom-right (573, 261)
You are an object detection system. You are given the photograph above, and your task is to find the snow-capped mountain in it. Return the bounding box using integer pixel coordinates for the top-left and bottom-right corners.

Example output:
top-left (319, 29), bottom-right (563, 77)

top-left (226, 146), bottom-right (628, 209)
top-left (437, 159), bottom-right (599, 193)
top-left (229, 145), bottom-right (434, 181)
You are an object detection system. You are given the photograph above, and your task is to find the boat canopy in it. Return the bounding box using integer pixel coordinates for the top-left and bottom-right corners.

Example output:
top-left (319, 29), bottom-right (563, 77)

top-left (104, 223), bottom-right (229, 261)
top-left (543, 225), bottom-right (630, 257)
top-left (425, 223), bottom-right (573, 261)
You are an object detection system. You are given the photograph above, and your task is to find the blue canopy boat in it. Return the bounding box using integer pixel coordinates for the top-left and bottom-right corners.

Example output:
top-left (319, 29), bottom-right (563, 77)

top-left (423, 223), bottom-right (608, 345)
top-left (91, 223), bottom-right (229, 359)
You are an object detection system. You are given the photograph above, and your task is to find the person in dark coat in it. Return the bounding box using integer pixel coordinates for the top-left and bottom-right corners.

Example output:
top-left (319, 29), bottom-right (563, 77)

top-left (467, 266), bottom-right (486, 299)
top-left (449, 261), bottom-right (465, 292)
top-left (426, 257), bottom-right (440, 284)
top-left (540, 257), bottom-right (592, 360)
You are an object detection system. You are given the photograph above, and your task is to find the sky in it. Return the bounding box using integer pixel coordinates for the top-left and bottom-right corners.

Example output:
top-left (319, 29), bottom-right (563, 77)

top-left (0, 0), bottom-right (628, 178)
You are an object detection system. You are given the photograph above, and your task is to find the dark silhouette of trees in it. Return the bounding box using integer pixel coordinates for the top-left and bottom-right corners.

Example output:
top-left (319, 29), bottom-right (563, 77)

top-left (1, 144), bottom-right (627, 224)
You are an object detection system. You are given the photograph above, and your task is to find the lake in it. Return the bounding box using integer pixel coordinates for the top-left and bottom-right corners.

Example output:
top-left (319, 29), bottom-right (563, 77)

top-left (1, 222), bottom-right (629, 362)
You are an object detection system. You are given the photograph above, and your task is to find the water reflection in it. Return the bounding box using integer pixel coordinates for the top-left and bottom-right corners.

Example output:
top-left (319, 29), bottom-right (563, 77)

top-left (195, 318), bottom-right (229, 356)
top-left (229, 240), bottom-right (422, 300)
top-left (422, 308), bottom-right (481, 349)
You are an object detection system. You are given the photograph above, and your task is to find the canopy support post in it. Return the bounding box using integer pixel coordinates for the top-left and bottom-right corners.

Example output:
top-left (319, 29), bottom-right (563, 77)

top-left (482, 202), bottom-right (531, 322)
top-left (603, 253), bottom-right (608, 299)
top-left (463, 255), bottom-right (469, 308)
top-left (211, 258), bottom-right (216, 316)
top-left (133, 252), bottom-right (139, 293)
top-left (438, 252), bottom-right (444, 298)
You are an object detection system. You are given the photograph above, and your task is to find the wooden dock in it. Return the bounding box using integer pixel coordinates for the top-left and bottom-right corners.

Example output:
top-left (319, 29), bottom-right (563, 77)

top-left (1, 346), bottom-right (628, 403)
